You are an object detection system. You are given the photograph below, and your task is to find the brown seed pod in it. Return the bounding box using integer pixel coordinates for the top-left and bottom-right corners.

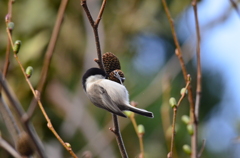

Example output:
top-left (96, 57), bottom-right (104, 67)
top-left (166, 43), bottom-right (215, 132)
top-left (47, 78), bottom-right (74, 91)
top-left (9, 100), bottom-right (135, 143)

top-left (17, 132), bottom-right (34, 156)
top-left (102, 52), bottom-right (121, 75)
top-left (109, 69), bottom-right (125, 84)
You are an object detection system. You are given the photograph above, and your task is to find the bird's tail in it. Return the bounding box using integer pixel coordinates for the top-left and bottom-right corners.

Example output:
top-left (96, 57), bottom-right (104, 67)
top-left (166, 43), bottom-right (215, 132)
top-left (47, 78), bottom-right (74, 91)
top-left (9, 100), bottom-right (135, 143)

top-left (126, 105), bottom-right (154, 118)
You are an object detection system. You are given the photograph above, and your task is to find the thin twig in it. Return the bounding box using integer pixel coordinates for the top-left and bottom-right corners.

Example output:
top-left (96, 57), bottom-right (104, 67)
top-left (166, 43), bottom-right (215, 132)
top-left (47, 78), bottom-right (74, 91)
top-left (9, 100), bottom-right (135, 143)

top-left (3, 0), bottom-right (14, 77)
top-left (0, 136), bottom-right (22, 158)
top-left (95, 0), bottom-right (107, 27)
top-left (229, 0), bottom-right (240, 16)
top-left (138, 134), bottom-right (144, 158)
top-left (109, 114), bottom-right (128, 158)
top-left (192, 0), bottom-right (201, 122)
top-left (168, 78), bottom-right (191, 158)
top-left (197, 139), bottom-right (206, 158)
top-left (129, 114), bottom-right (145, 158)
top-left (16, 55), bottom-right (77, 158)
top-left (168, 107), bottom-right (177, 158)
top-left (37, 0), bottom-right (69, 93)
top-left (129, 102), bottom-right (145, 157)
top-left (6, 29), bottom-right (78, 158)
top-left (0, 96), bottom-right (21, 144)
top-left (81, 0), bottom-right (107, 71)
top-left (192, 1), bottom-right (201, 158)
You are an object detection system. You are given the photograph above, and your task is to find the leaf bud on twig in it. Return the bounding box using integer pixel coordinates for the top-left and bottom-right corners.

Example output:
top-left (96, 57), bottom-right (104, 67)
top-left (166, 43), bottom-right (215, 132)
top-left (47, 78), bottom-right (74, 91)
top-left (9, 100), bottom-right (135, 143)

top-left (17, 132), bottom-right (34, 156)
top-left (182, 144), bottom-right (191, 155)
top-left (25, 66), bottom-right (33, 78)
top-left (5, 14), bottom-right (10, 23)
top-left (169, 97), bottom-right (177, 108)
top-left (187, 124), bottom-right (194, 135)
top-left (7, 22), bottom-right (14, 31)
top-left (180, 88), bottom-right (188, 95)
top-left (137, 124), bottom-right (145, 135)
top-left (13, 40), bottom-right (21, 54)
top-left (65, 142), bottom-right (71, 148)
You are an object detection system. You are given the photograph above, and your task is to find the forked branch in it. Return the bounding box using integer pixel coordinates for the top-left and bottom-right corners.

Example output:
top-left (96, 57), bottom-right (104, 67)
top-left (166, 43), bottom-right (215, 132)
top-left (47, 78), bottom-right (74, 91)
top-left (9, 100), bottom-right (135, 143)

top-left (81, 0), bottom-right (107, 71)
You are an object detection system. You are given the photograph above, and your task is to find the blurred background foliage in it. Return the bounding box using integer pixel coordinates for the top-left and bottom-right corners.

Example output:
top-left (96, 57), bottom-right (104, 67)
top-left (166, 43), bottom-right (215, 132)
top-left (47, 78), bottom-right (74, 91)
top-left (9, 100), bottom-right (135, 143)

top-left (0, 0), bottom-right (238, 158)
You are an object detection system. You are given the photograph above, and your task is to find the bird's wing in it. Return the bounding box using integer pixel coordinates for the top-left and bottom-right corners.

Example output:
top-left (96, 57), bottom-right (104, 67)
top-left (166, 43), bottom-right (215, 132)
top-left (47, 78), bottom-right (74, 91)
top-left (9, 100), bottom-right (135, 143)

top-left (88, 84), bottom-right (127, 118)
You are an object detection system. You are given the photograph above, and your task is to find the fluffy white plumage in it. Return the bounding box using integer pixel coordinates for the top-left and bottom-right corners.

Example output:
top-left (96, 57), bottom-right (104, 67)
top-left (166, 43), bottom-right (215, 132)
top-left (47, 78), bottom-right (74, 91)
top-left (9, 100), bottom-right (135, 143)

top-left (82, 68), bottom-right (154, 118)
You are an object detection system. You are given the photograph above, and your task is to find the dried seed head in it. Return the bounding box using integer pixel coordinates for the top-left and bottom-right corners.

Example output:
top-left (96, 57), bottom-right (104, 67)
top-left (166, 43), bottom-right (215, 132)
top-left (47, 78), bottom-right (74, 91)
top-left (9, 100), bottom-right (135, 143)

top-left (108, 69), bottom-right (125, 84)
top-left (102, 52), bottom-right (121, 75)
top-left (17, 132), bottom-right (34, 156)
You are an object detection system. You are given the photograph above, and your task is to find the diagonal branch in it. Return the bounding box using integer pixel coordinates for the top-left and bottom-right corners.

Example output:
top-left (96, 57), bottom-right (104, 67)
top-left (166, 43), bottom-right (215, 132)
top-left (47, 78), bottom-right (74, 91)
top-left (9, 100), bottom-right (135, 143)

top-left (0, 136), bottom-right (22, 158)
top-left (26, 0), bottom-right (69, 123)
top-left (37, 0), bottom-right (69, 93)
top-left (5, 23), bottom-right (78, 158)
top-left (0, 96), bottom-right (21, 144)
top-left (229, 0), bottom-right (240, 16)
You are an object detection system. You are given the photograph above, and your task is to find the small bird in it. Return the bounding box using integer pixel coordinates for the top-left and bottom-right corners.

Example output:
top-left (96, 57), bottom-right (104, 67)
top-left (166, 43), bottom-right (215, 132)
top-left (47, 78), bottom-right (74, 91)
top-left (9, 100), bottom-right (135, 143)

top-left (82, 68), bottom-right (154, 118)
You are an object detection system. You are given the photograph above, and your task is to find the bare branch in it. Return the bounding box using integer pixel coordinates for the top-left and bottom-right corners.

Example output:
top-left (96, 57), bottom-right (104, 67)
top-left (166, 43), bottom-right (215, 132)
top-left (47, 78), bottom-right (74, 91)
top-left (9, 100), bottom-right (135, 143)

top-left (5, 18), bottom-right (78, 158)
top-left (3, 0), bottom-right (14, 77)
top-left (192, 1), bottom-right (201, 157)
top-left (27, 0), bottom-right (69, 124)
top-left (109, 114), bottom-right (128, 158)
top-left (37, 0), bottom-right (69, 93)
top-left (229, 0), bottom-right (240, 16)
top-left (198, 139), bottom-right (206, 158)
top-left (0, 96), bottom-right (21, 144)
top-left (0, 137), bottom-right (22, 158)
